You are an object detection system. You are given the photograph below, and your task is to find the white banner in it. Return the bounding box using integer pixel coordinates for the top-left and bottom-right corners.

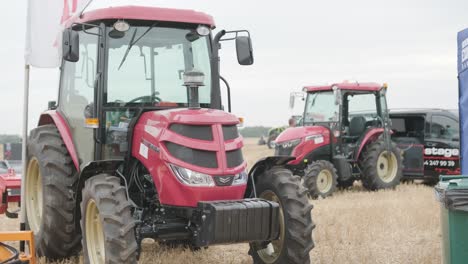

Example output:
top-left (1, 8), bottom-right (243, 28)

top-left (25, 0), bottom-right (91, 68)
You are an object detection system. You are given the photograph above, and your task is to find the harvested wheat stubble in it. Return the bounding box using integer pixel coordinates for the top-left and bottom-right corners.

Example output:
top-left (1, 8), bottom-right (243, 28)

top-left (0, 138), bottom-right (441, 264)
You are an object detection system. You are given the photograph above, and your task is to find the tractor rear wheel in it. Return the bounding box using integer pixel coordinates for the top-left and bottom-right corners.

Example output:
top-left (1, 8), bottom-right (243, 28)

top-left (81, 174), bottom-right (138, 264)
top-left (360, 140), bottom-right (403, 190)
top-left (25, 125), bottom-right (81, 259)
top-left (249, 167), bottom-right (314, 264)
top-left (303, 160), bottom-right (338, 199)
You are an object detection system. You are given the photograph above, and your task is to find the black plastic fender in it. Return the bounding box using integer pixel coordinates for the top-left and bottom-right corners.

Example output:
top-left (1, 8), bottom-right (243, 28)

top-left (74, 160), bottom-right (124, 228)
top-left (244, 156), bottom-right (295, 198)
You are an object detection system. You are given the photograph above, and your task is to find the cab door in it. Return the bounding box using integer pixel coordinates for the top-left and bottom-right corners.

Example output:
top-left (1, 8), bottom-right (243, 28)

top-left (424, 114), bottom-right (460, 176)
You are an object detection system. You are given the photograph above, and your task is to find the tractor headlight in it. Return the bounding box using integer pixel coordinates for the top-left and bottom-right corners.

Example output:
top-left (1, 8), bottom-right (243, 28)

top-left (232, 170), bottom-right (248, 186)
top-left (169, 164), bottom-right (215, 187)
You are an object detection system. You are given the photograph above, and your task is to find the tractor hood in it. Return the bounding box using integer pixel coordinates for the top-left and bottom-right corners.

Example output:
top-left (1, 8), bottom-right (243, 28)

top-left (132, 108), bottom-right (247, 207)
top-left (275, 126), bottom-right (330, 144)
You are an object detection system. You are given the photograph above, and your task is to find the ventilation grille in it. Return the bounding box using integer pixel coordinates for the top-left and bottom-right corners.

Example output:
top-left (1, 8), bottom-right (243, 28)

top-left (165, 142), bottom-right (218, 168)
top-left (223, 125), bottom-right (239, 141)
top-left (169, 124), bottom-right (213, 141)
top-left (226, 149), bottom-right (244, 168)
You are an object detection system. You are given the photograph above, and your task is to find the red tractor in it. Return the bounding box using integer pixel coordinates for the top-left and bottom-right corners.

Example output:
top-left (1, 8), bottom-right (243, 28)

top-left (275, 82), bottom-right (403, 198)
top-left (0, 160), bottom-right (21, 218)
top-left (23, 6), bottom-right (313, 264)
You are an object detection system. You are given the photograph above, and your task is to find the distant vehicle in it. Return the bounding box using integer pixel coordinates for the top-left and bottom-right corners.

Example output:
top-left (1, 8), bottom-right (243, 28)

top-left (389, 109), bottom-right (460, 183)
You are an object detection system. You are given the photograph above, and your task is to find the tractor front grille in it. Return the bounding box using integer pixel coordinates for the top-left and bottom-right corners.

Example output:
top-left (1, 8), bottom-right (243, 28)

top-left (169, 124), bottom-right (213, 141)
top-left (226, 149), bottom-right (244, 168)
top-left (222, 125), bottom-right (239, 141)
top-left (166, 123), bottom-right (244, 169)
top-left (165, 142), bottom-right (218, 168)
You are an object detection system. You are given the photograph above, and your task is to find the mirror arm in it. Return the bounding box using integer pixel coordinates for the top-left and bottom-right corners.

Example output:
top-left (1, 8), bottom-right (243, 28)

top-left (210, 30), bottom-right (226, 110)
top-left (220, 76), bottom-right (232, 113)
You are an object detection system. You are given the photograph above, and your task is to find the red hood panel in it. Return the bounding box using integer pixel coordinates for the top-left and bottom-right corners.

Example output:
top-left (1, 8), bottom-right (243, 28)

top-left (275, 126), bottom-right (329, 143)
top-left (142, 108), bottom-right (240, 126)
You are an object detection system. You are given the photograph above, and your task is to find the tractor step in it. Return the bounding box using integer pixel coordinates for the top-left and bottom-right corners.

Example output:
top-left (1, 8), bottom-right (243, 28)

top-left (192, 199), bottom-right (280, 247)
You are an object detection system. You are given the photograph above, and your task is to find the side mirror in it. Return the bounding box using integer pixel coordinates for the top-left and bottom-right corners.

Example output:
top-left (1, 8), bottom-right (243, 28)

top-left (236, 36), bottom-right (254, 65)
top-left (63, 29), bottom-right (79, 62)
top-left (289, 93), bottom-right (296, 109)
top-left (48, 101), bottom-right (57, 110)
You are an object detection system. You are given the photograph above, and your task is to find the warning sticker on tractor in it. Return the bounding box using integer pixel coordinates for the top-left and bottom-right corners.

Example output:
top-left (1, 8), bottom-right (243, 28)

top-left (139, 143), bottom-right (149, 159)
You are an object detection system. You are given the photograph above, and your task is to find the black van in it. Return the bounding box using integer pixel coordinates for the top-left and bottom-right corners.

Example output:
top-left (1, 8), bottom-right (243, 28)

top-left (389, 109), bottom-right (460, 183)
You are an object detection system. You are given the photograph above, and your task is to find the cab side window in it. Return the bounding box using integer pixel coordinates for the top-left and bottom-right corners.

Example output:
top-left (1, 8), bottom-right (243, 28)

top-left (431, 115), bottom-right (459, 141)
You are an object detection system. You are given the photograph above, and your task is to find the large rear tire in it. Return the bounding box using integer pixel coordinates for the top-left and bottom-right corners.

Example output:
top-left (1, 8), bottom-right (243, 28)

top-left (25, 125), bottom-right (81, 259)
top-left (81, 174), bottom-right (138, 264)
top-left (360, 140), bottom-right (403, 190)
top-left (303, 160), bottom-right (338, 199)
top-left (249, 167), bottom-right (314, 264)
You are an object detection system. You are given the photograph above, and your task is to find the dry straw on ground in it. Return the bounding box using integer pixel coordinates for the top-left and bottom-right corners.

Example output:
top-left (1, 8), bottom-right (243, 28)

top-left (1, 138), bottom-right (441, 263)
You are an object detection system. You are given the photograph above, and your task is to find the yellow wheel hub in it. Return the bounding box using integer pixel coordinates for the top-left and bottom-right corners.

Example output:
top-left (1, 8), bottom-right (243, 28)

top-left (377, 151), bottom-right (398, 183)
top-left (85, 199), bottom-right (106, 264)
top-left (25, 158), bottom-right (43, 233)
top-left (316, 169), bottom-right (333, 194)
top-left (256, 191), bottom-right (285, 263)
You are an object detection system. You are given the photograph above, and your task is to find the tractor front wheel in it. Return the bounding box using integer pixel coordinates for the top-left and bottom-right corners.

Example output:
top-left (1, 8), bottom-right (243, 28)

top-left (360, 140), bottom-right (403, 190)
top-left (303, 160), bottom-right (338, 199)
top-left (249, 167), bottom-right (314, 264)
top-left (81, 174), bottom-right (138, 264)
top-left (25, 125), bottom-right (81, 259)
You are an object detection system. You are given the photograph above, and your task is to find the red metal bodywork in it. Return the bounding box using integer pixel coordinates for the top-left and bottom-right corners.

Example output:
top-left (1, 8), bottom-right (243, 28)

top-left (304, 82), bottom-right (382, 93)
top-left (0, 169), bottom-right (21, 215)
top-left (132, 108), bottom-right (247, 207)
top-left (275, 126), bottom-right (331, 165)
top-left (66, 6), bottom-right (215, 28)
top-left (276, 126), bottom-right (385, 164)
top-left (38, 111), bottom-right (80, 171)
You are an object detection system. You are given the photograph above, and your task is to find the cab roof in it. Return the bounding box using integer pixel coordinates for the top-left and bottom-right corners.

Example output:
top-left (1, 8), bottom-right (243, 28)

top-left (304, 82), bottom-right (384, 92)
top-left (69, 5), bottom-right (215, 28)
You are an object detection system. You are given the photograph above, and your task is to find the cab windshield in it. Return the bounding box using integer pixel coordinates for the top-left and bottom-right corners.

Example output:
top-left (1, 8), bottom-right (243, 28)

top-left (106, 25), bottom-right (212, 107)
top-left (304, 91), bottom-right (339, 125)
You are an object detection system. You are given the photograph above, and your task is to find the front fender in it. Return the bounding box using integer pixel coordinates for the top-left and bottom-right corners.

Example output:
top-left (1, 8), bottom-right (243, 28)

top-left (245, 156), bottom-right (295, 198)
top-left (73, 160), bottom-right (124, 229)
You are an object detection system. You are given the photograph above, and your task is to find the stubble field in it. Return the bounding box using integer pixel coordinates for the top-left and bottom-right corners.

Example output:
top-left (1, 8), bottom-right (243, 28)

top-left (0, 138), bottom-right (441, 264)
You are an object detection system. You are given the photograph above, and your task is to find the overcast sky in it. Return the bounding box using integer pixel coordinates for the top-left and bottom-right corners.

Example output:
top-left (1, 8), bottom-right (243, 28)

top-left (0, 0), bottom-right (467, 134)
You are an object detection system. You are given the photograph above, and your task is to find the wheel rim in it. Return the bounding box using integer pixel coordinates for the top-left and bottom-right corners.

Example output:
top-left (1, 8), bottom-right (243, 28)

top-left (316, 169), bottom-right (333, 194)
top-left (376, 151), bottom-right (398, 183)
top-left (26, 158), bottom-right (43, 233)
top-left (86, 199), bottom-right (106, 264)
top-left (256, 191), bottom-right (285, 263)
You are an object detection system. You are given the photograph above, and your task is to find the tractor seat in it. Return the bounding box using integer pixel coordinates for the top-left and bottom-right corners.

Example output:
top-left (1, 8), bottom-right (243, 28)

top-left (342, 116), bottom-right (367, 141)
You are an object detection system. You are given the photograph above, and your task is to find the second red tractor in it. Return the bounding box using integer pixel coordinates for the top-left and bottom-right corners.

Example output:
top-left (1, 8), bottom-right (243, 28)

top-left (275, 82), bottom-right (403, 198)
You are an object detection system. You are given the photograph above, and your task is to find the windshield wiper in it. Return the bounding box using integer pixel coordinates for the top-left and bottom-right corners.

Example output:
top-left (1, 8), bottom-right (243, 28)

top-left (118, 24), bottom-right (157, 70)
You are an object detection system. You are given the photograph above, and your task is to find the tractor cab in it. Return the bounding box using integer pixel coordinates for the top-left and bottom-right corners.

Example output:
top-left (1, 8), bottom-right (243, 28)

top-left (276, 82), bottom-right (401, 199)
top-left (52, 7), bottom-right (254, 166)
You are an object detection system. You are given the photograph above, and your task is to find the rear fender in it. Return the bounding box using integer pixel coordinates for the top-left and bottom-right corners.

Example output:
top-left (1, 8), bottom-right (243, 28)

top-left (38, 111), bottom-right (80, 171)
top-left (355, 128), bottom-right (384, 160)
top-left (245, 156), bottom-right (295, 198)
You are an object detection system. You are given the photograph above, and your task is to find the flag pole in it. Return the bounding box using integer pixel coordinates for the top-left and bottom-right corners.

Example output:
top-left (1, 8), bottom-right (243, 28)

top-left (19, 64), bottom-right (30, 251)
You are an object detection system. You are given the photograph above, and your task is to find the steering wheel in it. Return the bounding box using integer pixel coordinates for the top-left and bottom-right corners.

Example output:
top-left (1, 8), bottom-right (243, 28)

top-left (127, 92), bottom-right (162, 105)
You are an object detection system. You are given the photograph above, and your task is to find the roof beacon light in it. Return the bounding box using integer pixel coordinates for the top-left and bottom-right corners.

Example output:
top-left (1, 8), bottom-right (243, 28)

top-left (113, 20), bottom-right (130, 32)
top-left (196, 25), bottom-right (210, 36)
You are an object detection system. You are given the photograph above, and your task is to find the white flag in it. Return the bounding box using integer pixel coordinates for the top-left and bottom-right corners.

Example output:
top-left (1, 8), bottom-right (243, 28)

top-left (25, 0), bottom-right (91, 68)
